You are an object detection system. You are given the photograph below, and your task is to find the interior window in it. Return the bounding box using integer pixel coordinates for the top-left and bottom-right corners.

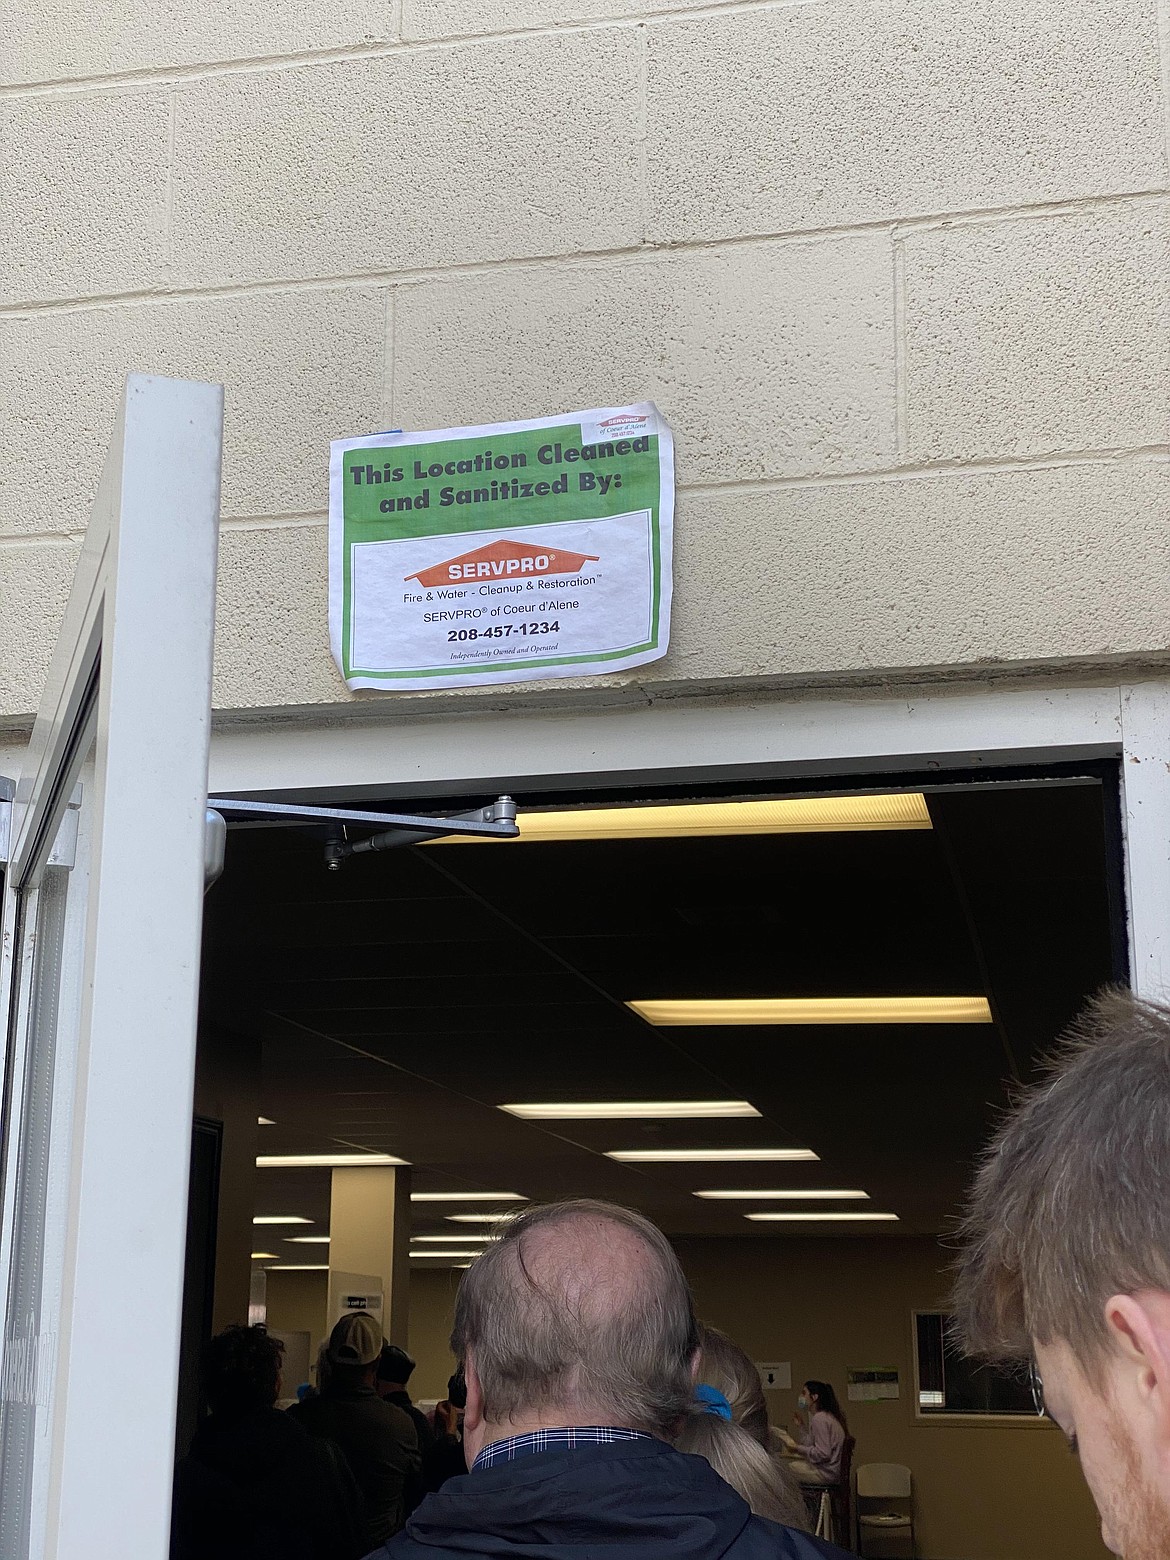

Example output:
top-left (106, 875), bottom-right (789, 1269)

top-left (915, 1311), bottom-right (1034, 1416)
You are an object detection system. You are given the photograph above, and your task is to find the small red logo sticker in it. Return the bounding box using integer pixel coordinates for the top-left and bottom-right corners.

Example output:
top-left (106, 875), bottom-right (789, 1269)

top-left (407, 538), bottom-right (599, 587)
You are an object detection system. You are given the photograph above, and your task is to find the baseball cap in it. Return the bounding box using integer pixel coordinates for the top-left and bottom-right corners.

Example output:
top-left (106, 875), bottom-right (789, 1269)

top-left (377, 1343), bottom-right (416, 1384)
top-left (327, 1310), bottom-right (383, 1367)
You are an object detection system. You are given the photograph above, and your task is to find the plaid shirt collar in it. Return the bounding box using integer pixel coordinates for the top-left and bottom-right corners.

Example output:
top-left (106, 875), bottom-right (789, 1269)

top-left (472, 1426), bottom-right (653, 1471)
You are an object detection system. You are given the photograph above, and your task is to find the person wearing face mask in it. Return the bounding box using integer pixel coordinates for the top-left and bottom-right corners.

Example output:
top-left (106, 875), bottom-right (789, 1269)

top-left (777, 1382), bottom-right (848, 1486)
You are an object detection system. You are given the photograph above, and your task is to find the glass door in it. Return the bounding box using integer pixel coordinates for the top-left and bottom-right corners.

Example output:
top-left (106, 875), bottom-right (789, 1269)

top-left (0, 374), bottom-right (222, 1560)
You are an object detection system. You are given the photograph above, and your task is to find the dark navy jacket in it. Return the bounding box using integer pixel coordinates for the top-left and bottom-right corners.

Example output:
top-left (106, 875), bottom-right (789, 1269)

top-left (366, 1438), bottom-right (850, 1560)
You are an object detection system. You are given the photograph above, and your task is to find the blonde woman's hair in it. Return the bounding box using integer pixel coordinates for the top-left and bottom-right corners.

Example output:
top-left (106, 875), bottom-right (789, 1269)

top-left (694, 1325), bottom-right (770, 1446)
top-left (676, 1411), bottom-right (808, 1530)
top-left (675, 1325), bottom-right (808, 1531)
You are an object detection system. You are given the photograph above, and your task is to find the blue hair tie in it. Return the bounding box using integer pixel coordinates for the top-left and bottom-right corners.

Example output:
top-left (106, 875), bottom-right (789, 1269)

top-left (694, 1384), bottom-right (733, 1421)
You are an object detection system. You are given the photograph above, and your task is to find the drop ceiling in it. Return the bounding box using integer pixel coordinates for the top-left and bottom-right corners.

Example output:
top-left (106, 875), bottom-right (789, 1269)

top-left (199, 772), bottom-right (1120, 1259)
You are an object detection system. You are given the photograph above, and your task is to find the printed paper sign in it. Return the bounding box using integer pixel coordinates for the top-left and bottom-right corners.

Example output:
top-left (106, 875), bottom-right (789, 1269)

top-left (329, 404), bottom-right (674, 691)
top-left (342, 1293), bottom-right (381, 1313)
top-left (847, 1366), bottom-right (900, 1402)
top-left (755, 1362), bottom-right (792, 1391)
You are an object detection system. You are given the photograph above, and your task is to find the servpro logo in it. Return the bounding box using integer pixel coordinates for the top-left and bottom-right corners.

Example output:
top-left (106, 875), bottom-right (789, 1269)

top-left (597, 415), bottom-right (648, 433)
top-left (406, 538), bottom-right (600, 587)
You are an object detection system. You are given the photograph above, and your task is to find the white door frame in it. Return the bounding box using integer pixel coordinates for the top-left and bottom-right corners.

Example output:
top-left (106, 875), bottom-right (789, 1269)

top-left (0, 375), bottom-right (222, 1560)
top-left (2, 642), bottom-right (1166, 1549)
top-left (206, 677), bottom-right (1170, 998)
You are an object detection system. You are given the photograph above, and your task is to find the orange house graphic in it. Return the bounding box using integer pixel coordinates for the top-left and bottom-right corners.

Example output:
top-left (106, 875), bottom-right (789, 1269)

top-left (407, 538), bottom-right (600, 587)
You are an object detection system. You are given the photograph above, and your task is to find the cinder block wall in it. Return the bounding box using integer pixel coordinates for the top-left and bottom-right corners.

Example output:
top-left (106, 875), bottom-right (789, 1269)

top-left (2, 0), bottom-right (1168, 724)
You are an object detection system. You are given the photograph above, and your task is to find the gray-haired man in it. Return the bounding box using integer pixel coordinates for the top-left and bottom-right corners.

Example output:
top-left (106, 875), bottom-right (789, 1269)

top-left (367, 1198), bottom-right (848, 1559)
top-left (954, 991), bottom-right (1170, 1560)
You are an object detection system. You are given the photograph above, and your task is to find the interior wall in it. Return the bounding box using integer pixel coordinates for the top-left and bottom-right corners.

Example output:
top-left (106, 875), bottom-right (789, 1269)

top-left (265, 1269), bottom-right (328, 1382)
top-left (408, 1268), bottom-right (463, 1401)
top-left (677, 1236), bottom-right (1106, 1560)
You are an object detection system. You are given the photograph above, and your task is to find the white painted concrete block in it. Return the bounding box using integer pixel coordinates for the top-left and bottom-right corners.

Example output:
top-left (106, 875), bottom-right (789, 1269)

top-left (0, 0), bottom-right (398, 85)
top-left (0, 91), bottom-right (169, 305)
top-left (170, 32), bottom-right (642, 288)
top-left (213, 523), bottom-right (348, 709)
top-left (903, 204), bottom-right (1170, 461)
top-left (0, 543), bottom-right (80, 718)
top-left (646, 0), bottom-right (1164, 243)
top-left (0, 289), bottom-right (387, 536)
top-left (403, 0), bottom-right (707, 41)
top-left (673, 460), bottom-right (1170, 679)
top-left (205, 458), bottom-right (1170, 715)
top-left (393, 237), bottom-right (897, 482)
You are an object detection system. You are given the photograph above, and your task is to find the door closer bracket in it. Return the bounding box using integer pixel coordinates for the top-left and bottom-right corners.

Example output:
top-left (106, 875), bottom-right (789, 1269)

top-left (205, 794), bottom-right (519, 870)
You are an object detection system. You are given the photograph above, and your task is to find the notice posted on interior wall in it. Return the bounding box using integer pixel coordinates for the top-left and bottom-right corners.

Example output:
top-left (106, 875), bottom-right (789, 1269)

top-left (847, 1366), bottom-right (900, 1403)
top-left (328, 404), bottom-right (674, 692)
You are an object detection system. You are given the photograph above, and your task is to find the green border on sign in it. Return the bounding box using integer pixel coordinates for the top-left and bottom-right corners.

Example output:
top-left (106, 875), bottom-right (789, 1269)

top-left (340, 420), bottom-right (663, 681)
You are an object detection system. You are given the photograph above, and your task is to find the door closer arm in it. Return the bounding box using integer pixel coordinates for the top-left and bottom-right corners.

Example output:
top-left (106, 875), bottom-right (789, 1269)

top-left (205, 794), bottom-right (519, 870)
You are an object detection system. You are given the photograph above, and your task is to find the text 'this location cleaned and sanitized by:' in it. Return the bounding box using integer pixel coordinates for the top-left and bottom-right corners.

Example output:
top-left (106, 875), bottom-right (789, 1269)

top-left (328, 404), bottom-right (675, 692)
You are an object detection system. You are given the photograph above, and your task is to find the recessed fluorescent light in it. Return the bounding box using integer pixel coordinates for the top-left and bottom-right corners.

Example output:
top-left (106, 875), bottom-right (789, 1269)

top-left (253, 1216), bottom-right (313, 1226)
top-left (607, 1148), bottom-right (818, 1164)
top-left (410, 1192), bottom-right (526, 1203)
top-left (628, 997), bottom-right (993, 1026)
top-left (286, 1235), bottom-right (331, 1244)
top-left (412, 1234), bottom-right (497, 1243)
top-left (432, 794), bottom-right (931, 844)
top-left (696, 1189), bottom-right (870, 1201)
top-left (410, 1250), bottom-right (485, 1259)
top-left (446, 1213), bottom-right (517, 1224)
top-left (251, 1252), bottom-right (278, 1260)
top-left (257, 1153), bottom-right (409, 1168)
top-left (268, 1264), bottom-right (329, 1271)
top-left (500, 1101), bottom-right (760, 1120)
top-left (746, 1212), bottom-right (900, 1223)
top-left (258, 1117), bottom-right (276, 1126)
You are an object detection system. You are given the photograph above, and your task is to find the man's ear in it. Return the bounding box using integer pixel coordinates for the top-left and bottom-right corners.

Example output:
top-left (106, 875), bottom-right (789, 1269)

top-left (1103, 1292), bottom-right (1170, 1441)
top-left (464, 1349), bottom-right (485, 1431)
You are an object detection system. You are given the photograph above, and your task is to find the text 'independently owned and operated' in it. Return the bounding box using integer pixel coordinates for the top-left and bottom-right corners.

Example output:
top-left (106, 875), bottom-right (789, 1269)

top-left (328, 404), bottom-right (675, 692)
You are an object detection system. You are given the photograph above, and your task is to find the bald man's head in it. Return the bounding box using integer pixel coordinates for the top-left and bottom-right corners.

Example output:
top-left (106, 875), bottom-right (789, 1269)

top-left (451, 1200), bottom-right (700, 1435)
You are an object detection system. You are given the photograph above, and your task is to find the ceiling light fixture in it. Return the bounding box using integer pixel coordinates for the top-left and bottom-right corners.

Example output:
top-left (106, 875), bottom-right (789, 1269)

top-left (267, 1264), bottom-right (330, 1271)
top-left (432, 794), bottom-right (931, 844)
top-left (695, 1189), bottom-right (870, 1201)
top-left (500, 1101), bottom-right (760, 1120)
top-left (285, 1235), bottom-right (331, 1244)
top-left (607, 1148), bottom-right (818, 1164)
top-left (251, 1252), bottom-right (278, 1260)
top-left (445, 1213), bottom-right (518, 1224)
top-left (410, 1192), bottom-right (526, 1203)
top-left (410, 1250), bottom-right (486, 1259)
top-left (256, 1153), bottom-right (409, 1168)
top-left (628, 997), bottom-right (992, 1026)
top-left (252, 1216), bottom-right (313, 1226)
top-left (412, 1234), bottom-right (497, 1243)
top-left (258, 1117), bottom-right (276, 1126)
top-left (746, 1212), bottom-right (900, 1223)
